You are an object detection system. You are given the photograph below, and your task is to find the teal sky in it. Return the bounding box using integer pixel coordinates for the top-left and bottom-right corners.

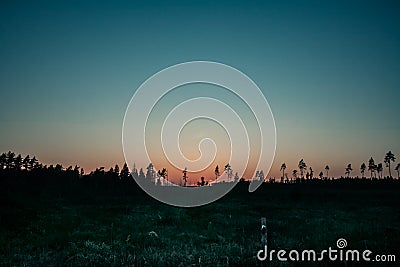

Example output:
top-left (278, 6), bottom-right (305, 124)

top-left (1, 0), bottom-right (399, 178)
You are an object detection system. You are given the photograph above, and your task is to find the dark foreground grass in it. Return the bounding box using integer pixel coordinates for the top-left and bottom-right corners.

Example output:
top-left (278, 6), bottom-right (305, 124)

top-left (0, 181), bottom-right (399, 266)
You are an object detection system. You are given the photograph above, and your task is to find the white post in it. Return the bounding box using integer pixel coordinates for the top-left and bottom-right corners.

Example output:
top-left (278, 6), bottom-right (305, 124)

top-left (261, 217), bottom-right (267, 246)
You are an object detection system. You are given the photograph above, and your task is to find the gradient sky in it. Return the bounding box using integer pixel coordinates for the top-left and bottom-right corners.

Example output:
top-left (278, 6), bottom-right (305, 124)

top-left (1, 0), bottom-right (399, 179)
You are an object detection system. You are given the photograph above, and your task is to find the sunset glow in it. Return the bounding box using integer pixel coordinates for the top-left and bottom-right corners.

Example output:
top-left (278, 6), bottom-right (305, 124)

top-left (1, 1), bottom-right (399, 180)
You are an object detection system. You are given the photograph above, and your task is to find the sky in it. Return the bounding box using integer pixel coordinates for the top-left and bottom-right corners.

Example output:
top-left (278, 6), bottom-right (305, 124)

top-left (1, 0), bottom-right (399, 180)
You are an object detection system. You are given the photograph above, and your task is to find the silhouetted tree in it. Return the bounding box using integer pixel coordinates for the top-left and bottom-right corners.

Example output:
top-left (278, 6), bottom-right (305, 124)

top-left (182, 167), bottom-right (188, 186)
top-left (319, 171), bottom-right (323, 179)
top-left (6, 151), bottom-right (15, 169)
top-left (14, 154), bottom-right (22, 171)
top-left (376, 163), bottom-right (383, 179)
top-left (30, 156), bottom-right (39, 170)
top-left (132, 163), bottom-right (139, 180)
top-left (360, 163), bottom-right (366, 178)
top-left (120, 163), bottom-right (130, 179)
top-left (292, 169), bottom-right (298, 179)
top-left (107, 167), bottom-right (114, 175)
top-left (324, 165), bottom-right (329, 178)
top-left (298, 159), bottom-right (307, 178)
top-left (214, 165), bottom-right (220, 180)
top-left (65, 165), bottom-right (77, 178)
top-left (395, 163), bottom-right (400, 179)
top-left (55, 164), bottom-right (63, 173)
top-left (345, 164), bottom-right (352, 178)
top-left (368, 157), bottom-right (376, 178)
top-left (384, 151), bottom-right (396, 178)
top-left (309, 167), bottom-right (314, 179)
top-left (280, 163), bottom-right (286, 181)
top-left (73, 165), bottom-right (80, 177)
top-left (114, 164), bottom-right (120, 176)
top-left (138, 168), bottom-right (145, 180)
top-left (22, 155), bottom-right (30, 170)
top-left (258, 170), bottom-right (265, 182)
top-left (234, 172), bottom-right (239, 183)
top-left (284, 173), bottom-right (289, 183)
top-left (224, 163), bottom-right (232, 180)
top-left (157, 168), bottom-right (167, 185)
top-left (0, 153), bottom-right (6, 170)
top-left (146, 163), bottom-right (155, 183)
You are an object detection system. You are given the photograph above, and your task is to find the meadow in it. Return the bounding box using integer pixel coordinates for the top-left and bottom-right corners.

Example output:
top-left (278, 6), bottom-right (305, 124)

top-left (1, 175), bottom-right (399, 266)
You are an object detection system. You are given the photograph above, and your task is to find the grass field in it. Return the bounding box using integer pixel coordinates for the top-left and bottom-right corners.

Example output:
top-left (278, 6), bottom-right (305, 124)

top-left (1, 180), bottom-right (399, 266)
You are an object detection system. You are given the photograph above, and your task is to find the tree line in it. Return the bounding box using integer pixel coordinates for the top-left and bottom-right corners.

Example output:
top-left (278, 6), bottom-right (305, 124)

top-left (277, 151), bottom-right (398, 184)
top-left (1, 150), bottom-right (399, 192)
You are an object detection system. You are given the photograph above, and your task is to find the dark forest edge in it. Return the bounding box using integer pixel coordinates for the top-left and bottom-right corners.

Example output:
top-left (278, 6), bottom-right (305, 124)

top-left (1, 150), bottom-right (399, 201)
top-left (1, 150), bottom-right (399, 186)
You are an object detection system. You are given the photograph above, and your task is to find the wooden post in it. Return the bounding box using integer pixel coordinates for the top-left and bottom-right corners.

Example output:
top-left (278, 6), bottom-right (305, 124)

top-left (261, 217), bottom-right (267, 246)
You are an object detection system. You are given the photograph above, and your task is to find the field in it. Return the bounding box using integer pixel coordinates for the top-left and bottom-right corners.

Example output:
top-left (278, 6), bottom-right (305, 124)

top-left (1, 179), bottom-right (399, 266)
